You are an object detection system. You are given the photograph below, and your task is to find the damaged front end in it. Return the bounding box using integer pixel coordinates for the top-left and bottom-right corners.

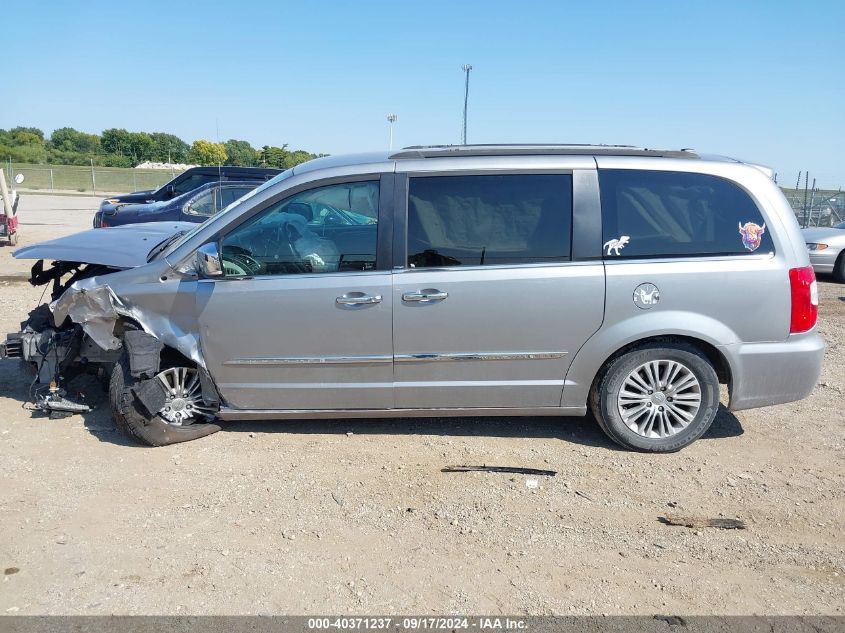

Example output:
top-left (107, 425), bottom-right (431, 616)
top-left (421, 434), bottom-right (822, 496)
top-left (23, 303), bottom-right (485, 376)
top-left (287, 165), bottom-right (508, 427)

top-left (0, 261), bottom-right (125, 417)
top-left (1, 254), bottom-right (220, 425)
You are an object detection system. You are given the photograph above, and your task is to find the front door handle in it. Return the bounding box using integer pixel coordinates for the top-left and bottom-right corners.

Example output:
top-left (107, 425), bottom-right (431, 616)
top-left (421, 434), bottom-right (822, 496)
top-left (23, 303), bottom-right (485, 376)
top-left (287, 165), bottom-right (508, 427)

top-left (402, 290), bottom-right (449, 303)
top-left (336, 293), bottom-right (382, 305)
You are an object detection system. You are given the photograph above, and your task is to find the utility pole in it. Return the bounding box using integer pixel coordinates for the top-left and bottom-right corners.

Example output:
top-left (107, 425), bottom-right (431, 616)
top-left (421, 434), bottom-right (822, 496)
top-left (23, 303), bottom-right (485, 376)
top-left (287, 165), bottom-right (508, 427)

top-left (803, 172), bottom-right (810, 228)
top-left (808, 178), bottom-right (817, 226)
top-left (461, 64), bottom-right (473, 145)
top-left (387, 114), bottom-right (398, 151)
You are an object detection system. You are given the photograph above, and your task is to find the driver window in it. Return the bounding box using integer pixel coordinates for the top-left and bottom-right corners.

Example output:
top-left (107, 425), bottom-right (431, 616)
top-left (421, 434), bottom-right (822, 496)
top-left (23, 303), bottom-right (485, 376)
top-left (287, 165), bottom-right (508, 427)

top-left (220, 180), bottom-right (379, 277)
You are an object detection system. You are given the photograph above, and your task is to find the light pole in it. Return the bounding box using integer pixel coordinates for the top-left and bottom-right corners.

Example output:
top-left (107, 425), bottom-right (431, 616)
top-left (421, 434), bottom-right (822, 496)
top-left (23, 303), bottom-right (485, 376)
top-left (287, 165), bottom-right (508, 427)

top-left (461, 64), bottom-right (472, 145)
top-left (387, 114), bottom-right (398, 150)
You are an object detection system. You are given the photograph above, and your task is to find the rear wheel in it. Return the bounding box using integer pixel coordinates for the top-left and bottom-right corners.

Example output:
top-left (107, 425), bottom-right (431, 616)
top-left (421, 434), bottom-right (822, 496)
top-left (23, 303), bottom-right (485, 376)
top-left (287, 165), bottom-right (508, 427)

top-left (590, 343), bottom-right (720, 452)
top-left (109, 354), bottom-right (221, 446)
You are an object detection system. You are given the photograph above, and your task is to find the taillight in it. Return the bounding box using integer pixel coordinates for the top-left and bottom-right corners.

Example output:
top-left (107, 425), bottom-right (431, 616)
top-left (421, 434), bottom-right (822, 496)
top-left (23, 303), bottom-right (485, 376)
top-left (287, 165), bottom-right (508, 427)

top-left (789, 266), bottom-right (818, 334)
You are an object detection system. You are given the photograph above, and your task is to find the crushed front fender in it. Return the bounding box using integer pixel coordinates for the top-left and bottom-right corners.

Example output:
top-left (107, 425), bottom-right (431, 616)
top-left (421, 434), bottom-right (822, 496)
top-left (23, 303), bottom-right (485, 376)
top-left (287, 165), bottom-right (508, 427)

top-left (48, 267), bottom-right (206, 369)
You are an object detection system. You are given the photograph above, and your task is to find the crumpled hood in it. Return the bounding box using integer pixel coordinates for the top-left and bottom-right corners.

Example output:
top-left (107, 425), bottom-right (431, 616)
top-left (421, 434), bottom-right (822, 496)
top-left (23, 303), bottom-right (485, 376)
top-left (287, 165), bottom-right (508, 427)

top-left (13, 221), bottom-right (195, 268)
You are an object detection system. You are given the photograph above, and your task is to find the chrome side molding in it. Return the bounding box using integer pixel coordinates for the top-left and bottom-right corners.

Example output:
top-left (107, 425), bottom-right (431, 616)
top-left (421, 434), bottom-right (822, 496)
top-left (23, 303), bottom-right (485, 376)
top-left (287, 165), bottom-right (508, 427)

top-left (394, 351), bottom-right (568, 363)
top-left (224, 351), bottom-right (567, 367)
top-left (223, 355), bottom-right (393, 366)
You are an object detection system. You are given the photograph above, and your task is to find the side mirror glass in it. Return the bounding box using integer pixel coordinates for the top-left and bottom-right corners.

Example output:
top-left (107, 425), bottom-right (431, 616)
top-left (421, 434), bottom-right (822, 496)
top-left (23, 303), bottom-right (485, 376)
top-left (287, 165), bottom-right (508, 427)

top-left (196, 242), bottom-right (223, 277)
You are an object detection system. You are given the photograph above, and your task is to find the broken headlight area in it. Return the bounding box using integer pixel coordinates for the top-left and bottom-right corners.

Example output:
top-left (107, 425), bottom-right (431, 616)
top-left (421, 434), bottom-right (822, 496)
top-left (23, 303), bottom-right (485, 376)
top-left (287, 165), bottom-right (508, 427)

top-left (0, 303), bottom-right (122, 418)
top-left (0, 260), bottom-right (124, 417)
top-left (28, 259), bottom-right (121, 302)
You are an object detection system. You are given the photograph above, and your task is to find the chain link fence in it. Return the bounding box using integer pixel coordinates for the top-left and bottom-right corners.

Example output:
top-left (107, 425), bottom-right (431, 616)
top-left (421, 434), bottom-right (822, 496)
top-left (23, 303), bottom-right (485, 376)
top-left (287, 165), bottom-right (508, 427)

top-left (781, 188), bottom-right (844, 228)
top-left (3, 161), bottom-right (186, 195)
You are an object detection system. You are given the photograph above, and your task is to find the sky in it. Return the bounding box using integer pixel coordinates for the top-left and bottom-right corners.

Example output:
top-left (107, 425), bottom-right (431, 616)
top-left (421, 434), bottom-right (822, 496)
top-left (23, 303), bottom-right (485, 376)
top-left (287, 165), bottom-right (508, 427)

top-left (2, 0), bottom-right (844, 188)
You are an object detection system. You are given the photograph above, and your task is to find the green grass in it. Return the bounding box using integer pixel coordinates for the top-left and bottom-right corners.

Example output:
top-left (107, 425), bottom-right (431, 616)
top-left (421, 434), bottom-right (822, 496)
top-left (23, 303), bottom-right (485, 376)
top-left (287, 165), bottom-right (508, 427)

top-left (4, 163), bottom-right (186, 194)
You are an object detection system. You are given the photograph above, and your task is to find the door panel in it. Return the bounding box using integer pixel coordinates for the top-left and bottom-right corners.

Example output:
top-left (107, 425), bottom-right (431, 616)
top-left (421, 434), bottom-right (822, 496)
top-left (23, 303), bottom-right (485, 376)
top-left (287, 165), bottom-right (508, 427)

top-left (392, 264), bottom-right (605, 408)
top-left (197, 175), bottom-right (392, 411)
top-left (197, 273), bottom-right (393, 410)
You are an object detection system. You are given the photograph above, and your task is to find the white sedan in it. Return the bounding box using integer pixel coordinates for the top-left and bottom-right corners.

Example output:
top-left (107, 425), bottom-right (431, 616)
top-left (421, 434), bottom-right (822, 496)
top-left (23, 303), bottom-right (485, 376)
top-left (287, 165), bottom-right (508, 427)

top-left (802, 220), bottom-right (845, 282)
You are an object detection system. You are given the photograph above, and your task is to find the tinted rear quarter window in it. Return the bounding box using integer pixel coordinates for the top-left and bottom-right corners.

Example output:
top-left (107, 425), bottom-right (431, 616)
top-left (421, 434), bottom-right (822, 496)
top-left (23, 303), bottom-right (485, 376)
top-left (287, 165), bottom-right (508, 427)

top-left (599, 170), bottom-right (773, 258)
top-left (407, 174), bottom-right (572, 267)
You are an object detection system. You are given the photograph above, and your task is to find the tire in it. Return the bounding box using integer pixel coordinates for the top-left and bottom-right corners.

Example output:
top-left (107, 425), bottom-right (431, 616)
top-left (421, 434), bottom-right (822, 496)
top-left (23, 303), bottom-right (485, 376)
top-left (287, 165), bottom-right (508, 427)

top-left (589, 343), bottom-right (720, 452)
top-left (834, 252), bottom-right (845, 283)
top-left (109, 354), bottom-right (221, 446)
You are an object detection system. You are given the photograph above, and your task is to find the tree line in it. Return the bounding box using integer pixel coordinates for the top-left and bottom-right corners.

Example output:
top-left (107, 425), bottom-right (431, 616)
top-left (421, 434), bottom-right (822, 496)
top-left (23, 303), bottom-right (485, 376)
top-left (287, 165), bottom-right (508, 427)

top-left (0, 126), bottom-right (319, 169)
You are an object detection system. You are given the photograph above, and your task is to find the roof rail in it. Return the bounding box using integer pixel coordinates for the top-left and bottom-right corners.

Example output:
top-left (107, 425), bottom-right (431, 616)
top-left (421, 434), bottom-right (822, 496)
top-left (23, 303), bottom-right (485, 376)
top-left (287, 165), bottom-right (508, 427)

top-left (388, 144), bottom-right (699, 160)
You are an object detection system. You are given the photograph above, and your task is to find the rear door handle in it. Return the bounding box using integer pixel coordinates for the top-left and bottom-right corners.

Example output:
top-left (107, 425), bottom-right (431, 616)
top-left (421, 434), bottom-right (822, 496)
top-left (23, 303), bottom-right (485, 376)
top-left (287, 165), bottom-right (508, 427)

top-left (336, 293), bottom-right (382, 305)
top-left (402, 290), bottom-right (449, 303)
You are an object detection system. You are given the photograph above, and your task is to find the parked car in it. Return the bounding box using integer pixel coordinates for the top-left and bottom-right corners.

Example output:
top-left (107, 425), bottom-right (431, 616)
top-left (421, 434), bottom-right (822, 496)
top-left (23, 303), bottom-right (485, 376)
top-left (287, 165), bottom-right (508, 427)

top-left (94, 180), bottom-right (261, 227)
top-left (97, 166), bottom-right (280, 216)
top-left (1, 145), bottom-right (824, 451)
top-left (802, 220), bottom-right (845, 282)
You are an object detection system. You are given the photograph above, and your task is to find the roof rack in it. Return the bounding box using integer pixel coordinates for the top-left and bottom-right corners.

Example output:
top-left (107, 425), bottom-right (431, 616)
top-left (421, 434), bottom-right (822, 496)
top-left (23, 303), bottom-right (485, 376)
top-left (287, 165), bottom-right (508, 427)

top-left (388, 144), bottom-right (699, 160)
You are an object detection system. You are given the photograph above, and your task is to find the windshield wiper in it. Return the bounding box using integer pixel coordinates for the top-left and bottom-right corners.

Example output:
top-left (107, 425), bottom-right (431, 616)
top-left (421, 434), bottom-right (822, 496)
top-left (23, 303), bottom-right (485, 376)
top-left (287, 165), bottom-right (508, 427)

top-left (147, 230), bottom-right (187, 262)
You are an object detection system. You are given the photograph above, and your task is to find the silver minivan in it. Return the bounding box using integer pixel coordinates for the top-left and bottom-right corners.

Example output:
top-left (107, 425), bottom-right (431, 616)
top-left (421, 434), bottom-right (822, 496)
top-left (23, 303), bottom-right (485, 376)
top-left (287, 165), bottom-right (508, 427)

top-left (1, 145), bottom-right (825, 451)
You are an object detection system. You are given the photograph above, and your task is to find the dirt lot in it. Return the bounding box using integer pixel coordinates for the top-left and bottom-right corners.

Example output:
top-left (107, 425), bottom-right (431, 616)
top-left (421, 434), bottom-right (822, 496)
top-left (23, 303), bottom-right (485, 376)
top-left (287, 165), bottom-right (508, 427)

top-left (0, 195), bottom-right (843, 615)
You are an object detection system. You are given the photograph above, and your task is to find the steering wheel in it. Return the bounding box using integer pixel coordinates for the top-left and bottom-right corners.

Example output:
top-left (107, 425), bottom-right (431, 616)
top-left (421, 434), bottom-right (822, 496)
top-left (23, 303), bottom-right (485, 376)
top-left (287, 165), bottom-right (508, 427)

top-left (221, 247), bottom-right (262, 276)
top-left (222, 258), bottom-right (248, 276)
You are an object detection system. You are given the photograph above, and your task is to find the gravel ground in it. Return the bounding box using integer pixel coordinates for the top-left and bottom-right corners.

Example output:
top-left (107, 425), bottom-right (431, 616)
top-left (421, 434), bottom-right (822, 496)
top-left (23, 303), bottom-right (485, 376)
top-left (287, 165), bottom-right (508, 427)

top-left (0, 196), bottom-right (843, 615)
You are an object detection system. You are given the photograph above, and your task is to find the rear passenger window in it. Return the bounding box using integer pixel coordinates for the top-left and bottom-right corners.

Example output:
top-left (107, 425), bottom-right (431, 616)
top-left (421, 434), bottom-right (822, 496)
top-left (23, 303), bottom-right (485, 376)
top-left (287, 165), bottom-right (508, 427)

top-left (599, 170), bottom-right (773, 258)
top-left (407, 174), bottom-right (572, 268)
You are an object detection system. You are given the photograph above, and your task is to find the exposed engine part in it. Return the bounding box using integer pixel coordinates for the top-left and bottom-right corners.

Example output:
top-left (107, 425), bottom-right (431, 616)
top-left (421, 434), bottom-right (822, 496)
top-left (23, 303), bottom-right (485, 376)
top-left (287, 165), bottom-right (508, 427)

top-left (1, 333), bottom-right (24, 359)
top-left (28, 260), bottom-right (120, 301)
top-left (2, 327), bottom-right (79, 383)
top-left (0, 303), bottom-right (121, 413)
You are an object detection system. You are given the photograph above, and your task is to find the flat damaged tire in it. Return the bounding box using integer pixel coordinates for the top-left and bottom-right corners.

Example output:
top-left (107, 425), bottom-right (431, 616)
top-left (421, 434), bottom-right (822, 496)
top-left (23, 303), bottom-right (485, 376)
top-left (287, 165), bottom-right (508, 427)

top-left (109, 354), bottom-right (221, 446)
top-left (589, 343), bottom-right (720, 452)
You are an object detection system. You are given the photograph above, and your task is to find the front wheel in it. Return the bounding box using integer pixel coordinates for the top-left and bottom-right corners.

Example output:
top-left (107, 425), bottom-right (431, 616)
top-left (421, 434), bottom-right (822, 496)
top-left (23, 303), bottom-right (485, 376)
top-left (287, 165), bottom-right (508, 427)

top-left (109, 354), bottom-right (221, 446)
top-left (834, 253), bottom-right (845, 283)
top-left (589, 343), bottom-right (720, 452)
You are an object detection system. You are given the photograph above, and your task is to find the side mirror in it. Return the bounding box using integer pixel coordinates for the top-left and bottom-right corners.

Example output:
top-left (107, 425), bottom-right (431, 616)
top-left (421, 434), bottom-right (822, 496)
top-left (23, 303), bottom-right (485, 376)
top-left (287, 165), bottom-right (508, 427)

top-left (196, 242), bottom-right (223, 277)
top-left (166, 185), bottom-right (177, 198)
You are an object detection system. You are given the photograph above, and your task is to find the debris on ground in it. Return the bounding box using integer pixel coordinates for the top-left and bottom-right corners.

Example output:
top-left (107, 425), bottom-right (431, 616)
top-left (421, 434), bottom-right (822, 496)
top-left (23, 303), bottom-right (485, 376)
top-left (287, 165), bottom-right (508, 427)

top-left (441, 465), bottom-right (557, 476)
top-left (658, 515), bottom-right (747, 530)
top-left (34, 388), bottom-right (90, 419)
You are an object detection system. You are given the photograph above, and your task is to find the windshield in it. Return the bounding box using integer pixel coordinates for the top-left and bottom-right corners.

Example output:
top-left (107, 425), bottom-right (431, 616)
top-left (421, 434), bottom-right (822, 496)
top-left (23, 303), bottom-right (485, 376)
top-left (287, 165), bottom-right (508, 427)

top-left (835, 220), bottom-right (845, 230)
top-left (151, 168), bottom-right (294, 260)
